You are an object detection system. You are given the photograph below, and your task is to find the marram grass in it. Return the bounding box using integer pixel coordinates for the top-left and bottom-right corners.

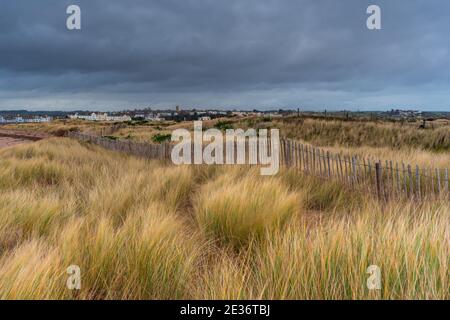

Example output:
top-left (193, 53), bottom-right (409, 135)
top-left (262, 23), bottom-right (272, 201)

top-left (0, 138), bottom-right (447, 299)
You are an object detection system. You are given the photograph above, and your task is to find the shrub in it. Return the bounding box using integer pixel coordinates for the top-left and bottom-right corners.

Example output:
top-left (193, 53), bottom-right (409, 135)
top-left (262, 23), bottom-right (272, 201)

top-left (152, 133), bottom-right (171, 143)
top-left (104, 135), bottom-right (118, 140)
top-left (214, 121), bottom-right (233, 131)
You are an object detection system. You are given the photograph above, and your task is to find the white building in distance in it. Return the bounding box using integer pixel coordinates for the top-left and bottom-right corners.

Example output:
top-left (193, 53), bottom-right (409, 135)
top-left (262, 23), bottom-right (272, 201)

top-left (0, 116), bottom-right (52, 123)
top-left (69, 113), bottom-right (131, 122)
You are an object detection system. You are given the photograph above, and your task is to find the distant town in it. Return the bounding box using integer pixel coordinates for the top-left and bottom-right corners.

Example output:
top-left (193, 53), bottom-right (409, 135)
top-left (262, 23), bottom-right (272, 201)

top-left (0, 107), bottom-right (449, 124)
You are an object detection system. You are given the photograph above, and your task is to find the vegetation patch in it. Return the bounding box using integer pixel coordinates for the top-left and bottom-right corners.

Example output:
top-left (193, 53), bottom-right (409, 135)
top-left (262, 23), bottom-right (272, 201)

top-left (152, 133), bottom-right (171, 143)
top-left (214, 121), bottom-right (233, 131)
top-left (0, 129), bottom-right (447, 300)
top-left (104, 135), bottom-right (118, 141)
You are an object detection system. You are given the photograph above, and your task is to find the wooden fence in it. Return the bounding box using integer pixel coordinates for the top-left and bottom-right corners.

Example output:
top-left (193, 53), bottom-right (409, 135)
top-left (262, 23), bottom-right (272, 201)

top-left (100, 123), bottom-right (127, 136)
top-left (279, 139), bottom-right (449, 201)
top-left (68, 132), bottom-right (449, 201)
top-left (68, 131), bottom-right (171, 160)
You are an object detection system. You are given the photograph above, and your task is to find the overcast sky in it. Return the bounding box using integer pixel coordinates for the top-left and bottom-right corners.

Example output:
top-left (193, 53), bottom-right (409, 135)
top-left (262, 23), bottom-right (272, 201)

top-left (1, 0), bottom-right (449, 111)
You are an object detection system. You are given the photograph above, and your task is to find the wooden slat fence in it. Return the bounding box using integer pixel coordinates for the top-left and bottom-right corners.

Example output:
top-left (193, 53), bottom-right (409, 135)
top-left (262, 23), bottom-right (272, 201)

top-left (279, 138), bottom-right (449, 201)
top-left (68, 131), bottom-right (171, 160)
top-left (68, 132), bottom-right (449, 201)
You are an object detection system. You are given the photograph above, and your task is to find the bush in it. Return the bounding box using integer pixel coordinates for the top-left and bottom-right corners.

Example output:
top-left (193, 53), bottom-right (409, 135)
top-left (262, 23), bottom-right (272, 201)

top-left (104, 135), bottom-right (118, 141)
top-left (214, 121), bottom-right (233, 131)
top-left (152, 133), bottom-right (171, 144)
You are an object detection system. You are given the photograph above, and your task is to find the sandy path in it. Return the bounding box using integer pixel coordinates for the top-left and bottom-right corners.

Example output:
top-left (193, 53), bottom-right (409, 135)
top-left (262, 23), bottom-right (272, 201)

top-left (0, 137), bottom-right (31, 149)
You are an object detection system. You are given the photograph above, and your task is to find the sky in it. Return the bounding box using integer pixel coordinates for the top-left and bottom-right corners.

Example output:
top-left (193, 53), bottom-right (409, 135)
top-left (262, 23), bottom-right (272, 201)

top-left (0, 0), bottom-right (449, 111)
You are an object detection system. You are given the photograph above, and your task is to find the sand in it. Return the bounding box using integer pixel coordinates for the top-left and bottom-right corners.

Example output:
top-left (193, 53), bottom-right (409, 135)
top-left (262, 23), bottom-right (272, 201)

top-left (0, 137), bottom-right (31, 149)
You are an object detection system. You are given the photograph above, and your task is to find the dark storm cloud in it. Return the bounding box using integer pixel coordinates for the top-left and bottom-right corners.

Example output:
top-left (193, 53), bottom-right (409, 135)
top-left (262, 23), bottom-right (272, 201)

top-left (0, 0), bottom-right (449, 110)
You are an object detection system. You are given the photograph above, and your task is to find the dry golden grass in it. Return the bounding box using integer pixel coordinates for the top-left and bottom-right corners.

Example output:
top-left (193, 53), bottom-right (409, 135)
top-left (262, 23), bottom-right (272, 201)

top-left (198, 200), bottom-right (448, 299)
top-left (230, 116), bottom-right (450, 152)
top-left (8, 116), bottom-right (449, 159)
top-left (194, 168), bottom-right (300, 248)
top-left (236, 116), bottom-right (450, 168)
top-left (3, 119), bottom-right (176, 142)
top-left (302, 143), bottom-right (450, 169)
top-left (278, 117), bottom-right (450, 152)
top-left (0, 138), bottom-right (447, 299)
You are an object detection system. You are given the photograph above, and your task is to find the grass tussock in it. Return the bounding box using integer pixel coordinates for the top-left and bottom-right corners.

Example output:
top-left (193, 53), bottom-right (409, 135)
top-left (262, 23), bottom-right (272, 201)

top-left (198, 202), bottom-right (448, 300)
top-left (194, 169), bottom-right (301, 248)
top-left (0, 138), bottom-right (447, 299)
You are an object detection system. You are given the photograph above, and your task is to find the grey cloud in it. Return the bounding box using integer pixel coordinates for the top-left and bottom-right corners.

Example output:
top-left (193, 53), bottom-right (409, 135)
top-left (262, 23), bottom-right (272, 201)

top-left (0, 0), bottom-right (449, 110)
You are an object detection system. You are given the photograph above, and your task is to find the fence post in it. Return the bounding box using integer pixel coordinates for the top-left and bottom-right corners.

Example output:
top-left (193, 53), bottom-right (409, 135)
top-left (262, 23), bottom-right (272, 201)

top-left (300, 144), bottom-right (304, 171)
top-left (290, 140), bottom-right (294, 167)
top-left (305, 145), bottom-right (309, 172)
top-left (351, 157), bottom-right (356, 185)
top-left (344, 156), bottom-right (349, 183)
top-left (375, 162), bottom-right (382, 201)
top-left (292, 141), bottom-right (296, 168)
top-left (408, 165), bottom-right (413, 198)
top-left (338, 155), bottom-right (343, 181)
top-left (318, 149), bottom-right (322, 176)
top-left (363, 158), bottom-right (367, 178)
top-left (436, 168), bottom-right (441, 196)
top-left (285, 140), bottom-right (290, 167)
top-left (285, 139), bottom-right (290, 167)
top-left (445, 168), bottom-right (449, 196)
top-left (416, 165), bottom-right (421, 200)
top-left (279, 139), bottom-right (284, 166)
top-left (402, 163), bottom-right (407, 196)
top-left (307, 146), bottom-right (311, 173)
top-left (311, 147), bottom-right (316, 174)
top-left (335, 155), bottom-right (340, 180)
top-left (322, 150), bottom-right (327, 178)
top-left (299, 144), bottom-right (303, 171)
top-left (430, 168), bottom-right (434, 197)
top-left (284, 139), bottom-right (288, 167)
top-left (395, 162), bottom-right (400, 195)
